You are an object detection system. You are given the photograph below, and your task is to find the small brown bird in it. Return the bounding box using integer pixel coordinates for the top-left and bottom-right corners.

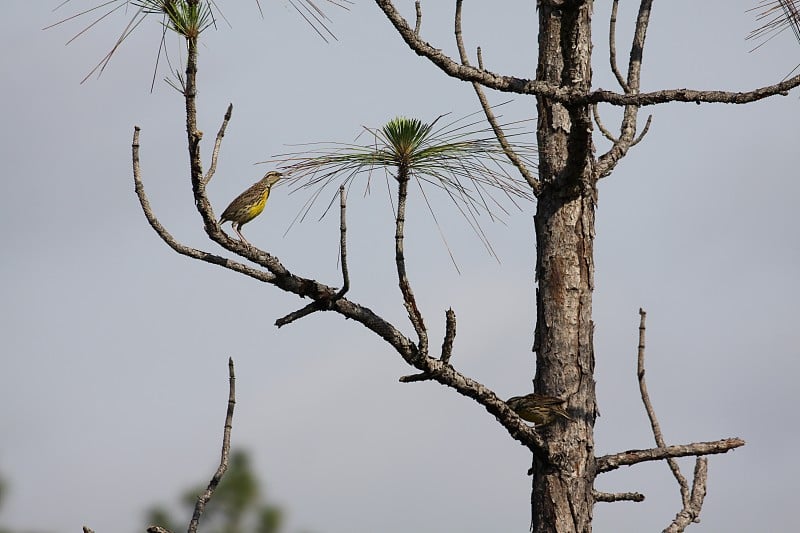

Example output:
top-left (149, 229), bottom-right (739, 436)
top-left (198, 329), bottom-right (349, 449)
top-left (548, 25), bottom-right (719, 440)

top-left (506, 393), bottom-right (573, 426)
top-left (219, 171), bottom-right (282, 244)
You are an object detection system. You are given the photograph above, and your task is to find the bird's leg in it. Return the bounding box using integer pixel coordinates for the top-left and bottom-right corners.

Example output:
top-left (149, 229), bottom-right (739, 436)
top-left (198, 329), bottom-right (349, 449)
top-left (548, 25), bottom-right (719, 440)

top-left (233, 225), bottom-right (250, 245)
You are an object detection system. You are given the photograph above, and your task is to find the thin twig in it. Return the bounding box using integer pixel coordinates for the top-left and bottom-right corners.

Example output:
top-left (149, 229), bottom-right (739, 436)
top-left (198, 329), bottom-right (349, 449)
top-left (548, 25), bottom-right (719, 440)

top-left (203, 103), bottom-right (233, 185)
top-left (274, 186), bottom-right (350, 327)
top-left (637, 309), bottom-right (690, 504)
top-left (188, 358), bottom-right (237, 533)
top-left (609, 0), bottom-right (629, 91)
top-left (454, 0), bottom-right (540, 194)
top-left (592, 104), bottom-right (619, 142)
top-left (630, 114), bottom-right (653, 147)
top-left (414, 0), bottom-right (421, 35)
top-left (593, 490), bottom-right (645, 503)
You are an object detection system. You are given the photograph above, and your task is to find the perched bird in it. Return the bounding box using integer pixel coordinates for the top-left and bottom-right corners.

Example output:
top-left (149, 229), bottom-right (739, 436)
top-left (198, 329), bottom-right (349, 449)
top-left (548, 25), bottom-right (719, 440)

top-left (506, 393), bottom-right (573, 426)
top-left (219, 171), bottom-right (282, 244)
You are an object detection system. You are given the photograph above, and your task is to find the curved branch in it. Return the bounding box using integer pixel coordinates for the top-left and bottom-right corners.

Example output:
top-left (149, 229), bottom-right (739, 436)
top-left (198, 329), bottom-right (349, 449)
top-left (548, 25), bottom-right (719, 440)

top-left (595, 438), bottom-right (745, 474)
top-left (608, 0), bottom-right (628, 91)
top-left (591, 104), bottom-right (619, 143)
top-left (396, 172), bottom-right (429, 355)
top-left (132, 127), bottom-right (276, 284)
top-left (454, 0), bottom-right (540, 194)
top-left (373, 0), bottom-right (800, 106)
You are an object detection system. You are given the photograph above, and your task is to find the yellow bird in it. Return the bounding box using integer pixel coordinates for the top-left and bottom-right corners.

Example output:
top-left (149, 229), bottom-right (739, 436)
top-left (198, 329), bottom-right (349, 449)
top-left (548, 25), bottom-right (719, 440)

top-left (219, 171), bottom-right (282, 244)
top-left (506, 393), bottom-right (573, 426)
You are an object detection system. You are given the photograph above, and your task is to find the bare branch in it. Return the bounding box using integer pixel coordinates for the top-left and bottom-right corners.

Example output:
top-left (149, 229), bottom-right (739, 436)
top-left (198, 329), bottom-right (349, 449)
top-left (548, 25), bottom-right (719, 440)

top-left (188, 358), bottom-right (237, 533)
top-left (636, 309), bottom-right (689, 507)
top-left (664, 458), bottom-right (709, 533)
top-left (630, 114), bottom-right (653, 147)
top-left (414, 0), bottom-right (421, 36)
top-left (637, 308), bottom-right (689, 504)
top-left (608, 0), bottom-right (628, 91)
top-left (203, 103), bottom-right (233, 185)
top-left (596, 438), bottom-right (745, 474)
top-left (274, 185), bottom-right (350, 327)
top-left (400, 307), bottom-right (456, 382)
top-left (595, 0), bottom-right (654, 178)
top-left (593, 490), bottom-right (645, 503)
top-left (591, 104), bottom-right (619, 143)
top-left (373, 0), bottom-right (800, 106)
top-left (636, 308), bottom-right (717, 531)
top-left (132, 127), bottom-right (277, 284)
top-left (454, 0), bottom-right (540, 194)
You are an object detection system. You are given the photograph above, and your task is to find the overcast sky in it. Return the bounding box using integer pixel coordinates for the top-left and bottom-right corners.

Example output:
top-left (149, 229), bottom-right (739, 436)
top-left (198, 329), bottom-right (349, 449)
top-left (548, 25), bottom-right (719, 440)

top-left (1, 1), bottom-right (798, 532)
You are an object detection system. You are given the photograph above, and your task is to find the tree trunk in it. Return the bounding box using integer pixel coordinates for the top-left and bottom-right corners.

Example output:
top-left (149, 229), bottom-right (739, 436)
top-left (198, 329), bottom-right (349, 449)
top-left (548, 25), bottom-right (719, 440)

top-left (531, 2), bottom-right (597, 532)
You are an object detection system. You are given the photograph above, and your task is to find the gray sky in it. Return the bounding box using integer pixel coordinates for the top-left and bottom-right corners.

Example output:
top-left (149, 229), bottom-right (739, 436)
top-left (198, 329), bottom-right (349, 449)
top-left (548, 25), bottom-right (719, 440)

top-left (1, 1), bottom-right (798, 532)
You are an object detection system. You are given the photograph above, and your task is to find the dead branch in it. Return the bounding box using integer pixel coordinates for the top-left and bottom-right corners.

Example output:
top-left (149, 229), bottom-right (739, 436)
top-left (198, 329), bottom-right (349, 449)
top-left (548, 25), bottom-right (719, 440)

top-left (400, 307), bottom-right (457, 382)
top-left (663, 458), bottom-right (709, 533)
top-left (132, 126), bottom-right (276, 284)
top-left (454, 0), bottom-right (540, 194)
top-left (593, 490), bottom-right (645, 503)
top-left (637, 309), bottom-right (690, 503)
top-left (414, 0), bottom-right (421, 35)
top-left (595, 438), bottom-right (745, 473)
top-left (592, 104), bottom-right (618, 143)
top-left (187, 358), bottom-right (237, 533)
top-left (608, 0), bottom-right (628, 91)
top-left (595, 0), bottom-right (654, 178)
top-left (637, 308), bottom-right (713, 531)
top-left (274, 186), bottom-right (350, 326)
top-left (203, 103), bottom-right (233, 185)
top-left (372, 0), bottom-right (800, 106)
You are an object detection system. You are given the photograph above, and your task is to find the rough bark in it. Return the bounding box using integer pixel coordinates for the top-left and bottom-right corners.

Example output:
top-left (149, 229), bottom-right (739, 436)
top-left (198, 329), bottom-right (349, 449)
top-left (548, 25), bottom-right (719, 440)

top-left (531, 2), bottom-right (597, 532)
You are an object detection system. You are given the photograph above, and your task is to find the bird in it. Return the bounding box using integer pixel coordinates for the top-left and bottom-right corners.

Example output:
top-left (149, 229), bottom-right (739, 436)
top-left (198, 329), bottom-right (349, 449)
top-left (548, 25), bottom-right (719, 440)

top-left (506, 393), bottom-right (573, 426)
top-left (219, 171), bottom-right (282, 244)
